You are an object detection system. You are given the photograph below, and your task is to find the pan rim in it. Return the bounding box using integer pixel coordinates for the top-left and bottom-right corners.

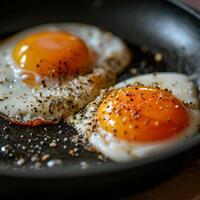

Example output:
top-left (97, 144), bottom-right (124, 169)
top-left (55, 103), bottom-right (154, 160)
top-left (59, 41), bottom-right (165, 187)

top-left (0, 133), bottom-right (200, 178)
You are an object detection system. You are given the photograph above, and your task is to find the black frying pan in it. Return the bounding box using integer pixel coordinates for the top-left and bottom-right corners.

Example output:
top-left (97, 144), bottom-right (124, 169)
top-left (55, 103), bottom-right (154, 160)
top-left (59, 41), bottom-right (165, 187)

top-left (0, 0), bottom-right (200, 197)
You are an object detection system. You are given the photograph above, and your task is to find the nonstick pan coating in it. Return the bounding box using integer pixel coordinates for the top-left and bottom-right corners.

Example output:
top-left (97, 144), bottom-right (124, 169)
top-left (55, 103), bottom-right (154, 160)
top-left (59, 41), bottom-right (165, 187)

top-left (0, 0), bottom-right (200, 196)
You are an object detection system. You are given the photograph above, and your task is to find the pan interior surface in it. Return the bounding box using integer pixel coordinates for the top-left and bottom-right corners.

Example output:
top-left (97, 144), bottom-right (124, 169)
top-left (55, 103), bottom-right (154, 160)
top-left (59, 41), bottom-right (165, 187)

top-left (0, 0), bottom-right (200, 177)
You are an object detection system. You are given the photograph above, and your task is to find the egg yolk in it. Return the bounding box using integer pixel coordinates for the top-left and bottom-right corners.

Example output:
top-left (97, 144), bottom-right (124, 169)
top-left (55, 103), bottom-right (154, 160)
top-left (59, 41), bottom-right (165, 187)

top-left (98, 86), bottom-right (189, 142)
top-left (13, 31), bottom-right (93, 81)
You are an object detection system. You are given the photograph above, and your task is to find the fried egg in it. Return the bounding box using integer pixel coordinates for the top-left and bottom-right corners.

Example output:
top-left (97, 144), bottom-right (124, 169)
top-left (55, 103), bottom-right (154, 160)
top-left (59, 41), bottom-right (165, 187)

top-left (70, 73), bottom-right (200, 162)
top-left (0, 23), bottom-right (131, 125)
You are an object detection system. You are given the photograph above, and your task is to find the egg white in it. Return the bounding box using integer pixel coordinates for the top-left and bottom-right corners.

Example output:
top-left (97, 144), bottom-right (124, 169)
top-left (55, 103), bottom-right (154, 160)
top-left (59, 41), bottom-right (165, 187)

top-left (70, 73), bottom-right (200, 162)
top-left (0, 23), bottom-right (131, 123)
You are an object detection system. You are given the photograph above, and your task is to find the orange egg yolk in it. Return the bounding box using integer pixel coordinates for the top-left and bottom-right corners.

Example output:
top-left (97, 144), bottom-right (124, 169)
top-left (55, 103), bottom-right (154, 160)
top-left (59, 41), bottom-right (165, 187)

top-left (13, 31), bottom-right (93, 81)
top-left (98, 86), bottom-right (189, 142)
